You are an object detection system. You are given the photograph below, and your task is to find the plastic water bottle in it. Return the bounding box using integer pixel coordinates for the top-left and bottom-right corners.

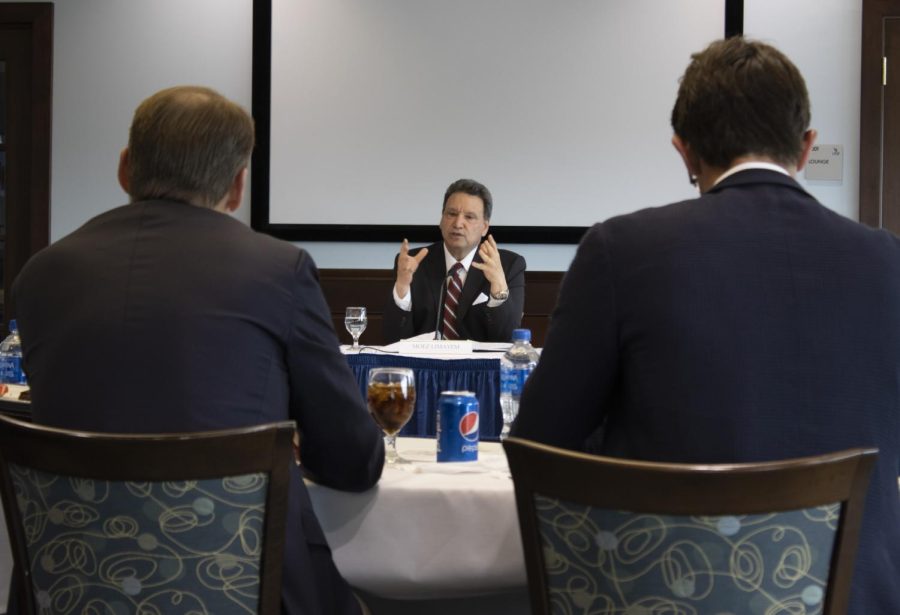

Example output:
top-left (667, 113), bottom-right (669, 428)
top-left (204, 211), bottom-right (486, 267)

top-left (499, 328), bottom-right (539, 438)
top-left (0, 319), bottom-right (26, 385)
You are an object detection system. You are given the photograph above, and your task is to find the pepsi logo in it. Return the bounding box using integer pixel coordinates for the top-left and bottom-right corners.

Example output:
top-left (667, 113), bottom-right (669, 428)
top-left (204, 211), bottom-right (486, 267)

top-left (458, 411), bottom-right (479, 442)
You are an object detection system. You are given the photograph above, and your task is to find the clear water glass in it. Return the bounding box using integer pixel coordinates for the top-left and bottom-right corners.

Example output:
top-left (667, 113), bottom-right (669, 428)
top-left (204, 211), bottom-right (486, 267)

top-left (345, 306), bottom-right (367, 349)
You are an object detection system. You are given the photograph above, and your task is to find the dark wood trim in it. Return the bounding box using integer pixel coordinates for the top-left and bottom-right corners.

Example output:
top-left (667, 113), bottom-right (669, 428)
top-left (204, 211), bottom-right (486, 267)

top-left (27, 4), bottom-right (52, 255)
top-left (0, 416), bottom-right (295, 615)
top-left (503, 438), bottom-right (877, 615)
top-left (859, 0), bottom-right (898, 228)
top-left (318, 268), bottom-right (564, 346)
top-left (261, 224), bottom-right (588, 245)
top-left (250, 0), bottom-right (742, 245)
top-left (725, 0), bottom-right (744, 37)
top-left (250, 0), bottom-right (271, 233)
top-left (0, 3), bottom-right (53, 327)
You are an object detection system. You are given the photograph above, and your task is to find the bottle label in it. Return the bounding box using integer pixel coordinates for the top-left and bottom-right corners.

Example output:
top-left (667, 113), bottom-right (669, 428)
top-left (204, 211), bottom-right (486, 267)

top-left (0, 356), bottom-right (26, 385)
top-left (501, 364), bottom-right (533, 396)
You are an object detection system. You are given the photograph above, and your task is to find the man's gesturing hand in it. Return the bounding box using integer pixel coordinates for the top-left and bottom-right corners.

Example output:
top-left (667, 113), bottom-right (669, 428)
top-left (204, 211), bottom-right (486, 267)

top-left (471, 235), bottom-right (508, 298)
top-left (395, 239), bottom-right (428, 298)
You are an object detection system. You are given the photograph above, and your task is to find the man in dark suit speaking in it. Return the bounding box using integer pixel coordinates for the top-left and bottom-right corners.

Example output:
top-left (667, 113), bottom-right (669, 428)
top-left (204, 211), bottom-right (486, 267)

top-left (512, 38), bottom-right (900, 614)
top-left (383, 178), bottom-right (526, 343)
top-left (10, 86), bottom-right (384, 615)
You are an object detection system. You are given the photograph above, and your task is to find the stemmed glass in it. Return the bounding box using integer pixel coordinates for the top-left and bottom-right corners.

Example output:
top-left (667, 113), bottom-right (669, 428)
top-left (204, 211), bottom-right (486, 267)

top-left (345, 306), bottom-right (367, 349)
top-left (367, 367), bottom-right (416, 464)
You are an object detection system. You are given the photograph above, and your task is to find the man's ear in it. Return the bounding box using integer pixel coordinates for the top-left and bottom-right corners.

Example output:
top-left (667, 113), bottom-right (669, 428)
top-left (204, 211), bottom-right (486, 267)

top-left (671, 134), bottom-right (700, 181)
top-left (796, 129), bottom-right (818, 172)
top-left (117, 148), bottom-right (131, 194)
top-left (223, 167), bottom-right (248, 213)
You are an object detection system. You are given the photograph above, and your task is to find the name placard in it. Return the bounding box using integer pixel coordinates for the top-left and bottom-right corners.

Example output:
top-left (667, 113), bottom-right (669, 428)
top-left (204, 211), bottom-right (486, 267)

top-left (394, 340), bottom-right (474, 355)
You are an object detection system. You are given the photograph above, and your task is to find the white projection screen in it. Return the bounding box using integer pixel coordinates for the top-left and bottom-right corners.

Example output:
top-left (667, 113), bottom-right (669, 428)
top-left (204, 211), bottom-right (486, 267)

top-left (251, 0), bottom-right (740, 243)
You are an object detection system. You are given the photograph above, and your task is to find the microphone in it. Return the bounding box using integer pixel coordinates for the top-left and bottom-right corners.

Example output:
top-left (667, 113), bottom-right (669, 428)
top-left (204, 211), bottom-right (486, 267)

top-left (433, 271), bottom-right (452, 340)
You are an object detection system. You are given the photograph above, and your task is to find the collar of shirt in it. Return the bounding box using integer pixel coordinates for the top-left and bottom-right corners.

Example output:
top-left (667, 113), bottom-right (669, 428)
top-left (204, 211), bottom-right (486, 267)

top-left (442, 243), bottom-right (479, 285)
top-left (713, 161), bottom-right (792, 186)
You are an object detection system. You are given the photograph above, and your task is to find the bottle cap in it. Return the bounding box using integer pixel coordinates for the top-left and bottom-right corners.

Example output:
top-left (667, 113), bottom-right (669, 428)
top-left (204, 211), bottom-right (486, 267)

top-left (511, 328), bottom-right (531, 342)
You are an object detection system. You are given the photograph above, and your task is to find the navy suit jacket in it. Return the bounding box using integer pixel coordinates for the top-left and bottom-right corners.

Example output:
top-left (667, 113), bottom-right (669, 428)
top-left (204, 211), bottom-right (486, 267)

top-left (10, 199), bottom-right (385, 615)
top-left (512, 170), bottom-right (900, 614)
top-left (383, 241), bottom-right (526, 343)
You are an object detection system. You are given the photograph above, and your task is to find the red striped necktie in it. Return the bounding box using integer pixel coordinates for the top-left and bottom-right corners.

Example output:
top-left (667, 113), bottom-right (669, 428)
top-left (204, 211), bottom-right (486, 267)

top-left (441, 262), bottom-right (465, 340)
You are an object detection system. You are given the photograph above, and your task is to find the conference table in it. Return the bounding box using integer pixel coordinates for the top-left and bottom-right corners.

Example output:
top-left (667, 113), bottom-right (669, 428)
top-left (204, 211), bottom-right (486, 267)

top-left (307, 437), bottom-right (529, 615)
top-left (343, 345), bottom-right (507, 440)
top-left (0, 400), bottom-right (528, 614)
top-left (0, 347), bottom-right (510, 438)
top-left (0, 385), bottom-right (30, 422)
top-left (3, 386), bottom-right (900, 615)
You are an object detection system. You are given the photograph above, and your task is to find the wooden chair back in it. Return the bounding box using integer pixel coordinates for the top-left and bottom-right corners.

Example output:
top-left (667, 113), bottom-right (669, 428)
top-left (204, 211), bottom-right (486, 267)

top-left (0, 415), bottom-right (295, 615)
top-left (503, 437), bottom-right (877, 615)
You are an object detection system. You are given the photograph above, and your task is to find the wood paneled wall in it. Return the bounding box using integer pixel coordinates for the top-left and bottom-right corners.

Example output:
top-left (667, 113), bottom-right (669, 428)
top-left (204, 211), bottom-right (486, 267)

top-left (318, 269), bottom-right (563, 347)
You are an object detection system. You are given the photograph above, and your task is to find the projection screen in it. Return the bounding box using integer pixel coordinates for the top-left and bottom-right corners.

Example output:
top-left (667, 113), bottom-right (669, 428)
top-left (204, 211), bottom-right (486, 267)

top-left (252, 0), bottom-right (741, 243)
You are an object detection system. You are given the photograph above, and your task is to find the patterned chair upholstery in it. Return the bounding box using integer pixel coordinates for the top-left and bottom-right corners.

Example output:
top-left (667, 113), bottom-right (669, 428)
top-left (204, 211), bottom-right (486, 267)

top-left (537, 500), bottom-right (838, 614)
top-left (503, 438), bottom-right (877, 615)
top-left (0, 415), bottom-right (295, 615)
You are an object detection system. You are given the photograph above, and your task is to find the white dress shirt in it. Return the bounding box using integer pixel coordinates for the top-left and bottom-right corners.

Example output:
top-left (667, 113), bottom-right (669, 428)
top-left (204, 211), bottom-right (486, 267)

top-left (393, 244), bottom-right (505, 311)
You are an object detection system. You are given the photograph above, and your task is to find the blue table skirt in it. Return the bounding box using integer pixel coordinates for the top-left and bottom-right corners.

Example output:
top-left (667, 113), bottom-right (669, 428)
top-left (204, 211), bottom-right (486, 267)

top-left (346, 353), bottom-right (502, 440)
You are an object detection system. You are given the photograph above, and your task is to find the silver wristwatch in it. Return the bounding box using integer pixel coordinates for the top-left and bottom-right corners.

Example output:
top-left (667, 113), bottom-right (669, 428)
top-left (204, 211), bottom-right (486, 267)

top-left (490, 288), bottom-right (510, 301)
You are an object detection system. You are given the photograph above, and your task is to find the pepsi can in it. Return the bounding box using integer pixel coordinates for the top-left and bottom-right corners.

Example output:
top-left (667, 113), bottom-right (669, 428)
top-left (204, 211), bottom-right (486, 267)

top-left (437, 391), bottom-right (479, 462)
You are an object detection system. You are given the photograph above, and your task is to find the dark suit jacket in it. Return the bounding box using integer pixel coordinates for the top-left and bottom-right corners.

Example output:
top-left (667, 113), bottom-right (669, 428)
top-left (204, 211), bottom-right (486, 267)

top-left (10, 199), bottom-right (385, 615)
top-left (512, 170), bottom-right (900, 614)
top-left (383, 241), bottom-right (526, 343)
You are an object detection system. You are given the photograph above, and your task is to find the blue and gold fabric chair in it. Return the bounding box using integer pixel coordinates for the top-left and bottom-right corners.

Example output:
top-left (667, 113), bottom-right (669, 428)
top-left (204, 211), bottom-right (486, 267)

top-left (0, 415), bottom-right (294, 615)
top-left (503, 438), bottom-right (876, 615)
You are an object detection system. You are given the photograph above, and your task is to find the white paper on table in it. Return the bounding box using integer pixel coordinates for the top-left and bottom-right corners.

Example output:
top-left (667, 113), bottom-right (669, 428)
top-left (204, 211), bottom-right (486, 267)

top-left (473, 341), bottom-right (513, 352)
top-left (387, 334), bottom-right (473, 355)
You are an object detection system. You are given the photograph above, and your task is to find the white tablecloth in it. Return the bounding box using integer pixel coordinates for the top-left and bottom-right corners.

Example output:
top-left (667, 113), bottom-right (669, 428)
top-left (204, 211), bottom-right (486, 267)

top-left (307, 438), bottom-right (526, 599)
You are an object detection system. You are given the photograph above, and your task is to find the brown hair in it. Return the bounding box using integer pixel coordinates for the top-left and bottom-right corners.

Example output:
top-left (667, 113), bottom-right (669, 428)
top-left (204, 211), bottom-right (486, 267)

top-left (443, 178), bottom-right (493, 220)
top-left (671, 37), bottom-right (810, 168)
top-left (126, 86), bottom-right (255, 208)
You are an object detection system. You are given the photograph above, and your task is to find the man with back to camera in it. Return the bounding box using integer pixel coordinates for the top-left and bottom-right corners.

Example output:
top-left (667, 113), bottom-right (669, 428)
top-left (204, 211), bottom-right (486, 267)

top-left (383, 178), bottom-right (526, 343)
top-left (9, 86), bottom-right (384, 615)
top-left (511, 38), bottom-right (900, 613)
